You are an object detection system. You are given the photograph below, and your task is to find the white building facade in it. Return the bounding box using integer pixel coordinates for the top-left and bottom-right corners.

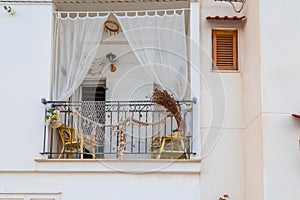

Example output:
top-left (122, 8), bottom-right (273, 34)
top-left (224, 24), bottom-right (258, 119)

top-left (0, 0), bottom-right (299, 200)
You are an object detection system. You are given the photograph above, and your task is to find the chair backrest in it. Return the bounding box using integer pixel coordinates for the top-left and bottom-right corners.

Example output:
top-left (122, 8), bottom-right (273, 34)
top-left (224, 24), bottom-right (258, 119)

top-left (59, 125), bottom-right (78, 144)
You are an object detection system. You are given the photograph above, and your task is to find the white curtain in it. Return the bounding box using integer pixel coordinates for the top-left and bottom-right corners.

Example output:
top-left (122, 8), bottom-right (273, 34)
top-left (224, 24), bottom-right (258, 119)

top-left (52, 14), bottom-right (108, 100)
top-left (114, 10), bottom-right (188, 100)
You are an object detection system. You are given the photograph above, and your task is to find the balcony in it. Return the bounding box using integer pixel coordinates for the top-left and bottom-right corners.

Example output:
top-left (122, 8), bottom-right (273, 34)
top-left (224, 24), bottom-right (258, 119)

top-left (42, 3), bottom-right (201, 161)
top-left (41, 100), bottom-right (195, 160)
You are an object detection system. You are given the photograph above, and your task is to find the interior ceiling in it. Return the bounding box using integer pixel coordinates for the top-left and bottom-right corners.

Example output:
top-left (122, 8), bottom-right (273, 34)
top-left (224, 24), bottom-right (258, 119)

top-left (54, 0), bottom-right (190, 11)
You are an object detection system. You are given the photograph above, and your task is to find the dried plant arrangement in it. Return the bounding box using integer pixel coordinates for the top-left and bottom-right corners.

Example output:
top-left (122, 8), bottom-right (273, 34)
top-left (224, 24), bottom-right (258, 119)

top-left (151, 89), bottom-right (183, 131)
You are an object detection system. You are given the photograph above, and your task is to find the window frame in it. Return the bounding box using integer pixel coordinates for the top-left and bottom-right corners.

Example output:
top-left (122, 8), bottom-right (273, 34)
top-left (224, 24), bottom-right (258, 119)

top-left (212, 29), bottom-right (238, 71)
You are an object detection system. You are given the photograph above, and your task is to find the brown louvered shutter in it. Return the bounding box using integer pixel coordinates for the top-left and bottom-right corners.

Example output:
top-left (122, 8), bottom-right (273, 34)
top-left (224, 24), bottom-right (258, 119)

top-left (212, 29), bottom-right (238, 70)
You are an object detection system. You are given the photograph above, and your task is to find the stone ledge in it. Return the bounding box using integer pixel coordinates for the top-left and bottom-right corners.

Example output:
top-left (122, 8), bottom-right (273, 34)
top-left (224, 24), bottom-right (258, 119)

top-left (33, 158), bottom-right (201, 174)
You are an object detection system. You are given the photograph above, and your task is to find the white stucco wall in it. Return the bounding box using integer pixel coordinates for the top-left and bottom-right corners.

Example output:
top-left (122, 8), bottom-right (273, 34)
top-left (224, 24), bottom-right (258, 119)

top-left (0, 3), bottom-right (53, 170)
top-left (242, 0), bottom-right (264, 199)
top-left (199, 1), bottom-right (245, 199)
top-left (197, 0), bottom-right (300, 198)
top-left (0, 172), bottom-right (200, 200)
top-left (260, 0), bottom-right (300, 199)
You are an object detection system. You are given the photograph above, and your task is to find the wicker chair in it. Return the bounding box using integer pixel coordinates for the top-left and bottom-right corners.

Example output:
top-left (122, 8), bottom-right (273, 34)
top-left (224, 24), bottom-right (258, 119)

top-left (58, 125), bottom-right (81, 159)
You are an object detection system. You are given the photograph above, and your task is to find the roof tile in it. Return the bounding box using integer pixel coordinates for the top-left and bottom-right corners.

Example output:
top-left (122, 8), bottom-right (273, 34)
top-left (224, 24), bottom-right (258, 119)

top-left (206, 16), bottom-right (246, 21)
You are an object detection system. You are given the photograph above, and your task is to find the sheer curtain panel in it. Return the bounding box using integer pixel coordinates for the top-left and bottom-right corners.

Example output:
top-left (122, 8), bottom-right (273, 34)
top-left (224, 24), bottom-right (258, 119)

top-left (52, 14), bottom-right (108, 100)
top-left (114, 10), bottom-right (188, 100)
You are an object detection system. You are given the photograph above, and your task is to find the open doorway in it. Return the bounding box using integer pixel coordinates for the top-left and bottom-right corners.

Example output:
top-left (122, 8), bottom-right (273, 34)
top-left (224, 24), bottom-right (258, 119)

top-left (81, 81), bottom-right (106, 158)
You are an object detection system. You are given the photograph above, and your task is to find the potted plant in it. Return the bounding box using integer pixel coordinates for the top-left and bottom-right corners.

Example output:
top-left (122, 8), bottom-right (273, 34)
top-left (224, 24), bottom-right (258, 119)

top-left (45, 107), bottom-right (62, 128)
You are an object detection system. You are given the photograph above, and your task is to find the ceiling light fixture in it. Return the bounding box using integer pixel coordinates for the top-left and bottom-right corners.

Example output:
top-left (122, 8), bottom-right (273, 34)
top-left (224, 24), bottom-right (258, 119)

top-left (106, 52), bottom-right (117, 72)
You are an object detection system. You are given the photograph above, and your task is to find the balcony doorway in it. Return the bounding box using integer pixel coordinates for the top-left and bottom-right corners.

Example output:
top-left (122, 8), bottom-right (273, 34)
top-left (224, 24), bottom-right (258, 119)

top-left (80, 81), bottom-right (106, 159)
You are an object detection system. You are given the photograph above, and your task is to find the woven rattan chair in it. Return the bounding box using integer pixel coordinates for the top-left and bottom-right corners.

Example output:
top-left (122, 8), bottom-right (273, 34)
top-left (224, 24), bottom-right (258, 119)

top-left (58, 124), bottom-right (81, 159)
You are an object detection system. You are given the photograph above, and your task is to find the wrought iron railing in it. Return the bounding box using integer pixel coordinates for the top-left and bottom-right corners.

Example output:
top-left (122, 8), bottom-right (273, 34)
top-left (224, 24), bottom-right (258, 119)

top-left (41, 100), bottom-right (195, 159)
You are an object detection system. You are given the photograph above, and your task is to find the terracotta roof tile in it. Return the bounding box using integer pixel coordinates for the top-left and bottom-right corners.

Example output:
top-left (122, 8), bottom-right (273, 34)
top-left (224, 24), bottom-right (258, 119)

top-left (206, 16), bottom-right (246, 21)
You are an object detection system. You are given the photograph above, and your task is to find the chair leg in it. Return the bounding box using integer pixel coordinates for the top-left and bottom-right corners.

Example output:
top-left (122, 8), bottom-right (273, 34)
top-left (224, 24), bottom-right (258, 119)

top-left (179, 139), bottom-right (189, 159)
top-left (67, 151), bottom-right (73, 159)
top-left (58, 146), bottom-right (65, 159)
top-left (157, 137), bottom-right (166, 159)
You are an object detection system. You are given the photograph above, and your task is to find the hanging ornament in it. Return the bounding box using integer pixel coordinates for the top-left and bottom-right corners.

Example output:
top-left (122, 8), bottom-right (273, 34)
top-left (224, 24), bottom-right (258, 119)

top-left (104, 20), bottom-right (120, 35)
top-left (110, 64), bottom-right (117, 72)
top-left (106, 52), bottom-right (117, 73)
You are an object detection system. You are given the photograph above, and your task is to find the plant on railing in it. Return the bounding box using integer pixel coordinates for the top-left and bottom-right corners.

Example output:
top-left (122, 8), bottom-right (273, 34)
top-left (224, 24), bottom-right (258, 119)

top-left (44, 107), bottom-right (62, 128)
top-left (219, 194), bottom-right (229, 200)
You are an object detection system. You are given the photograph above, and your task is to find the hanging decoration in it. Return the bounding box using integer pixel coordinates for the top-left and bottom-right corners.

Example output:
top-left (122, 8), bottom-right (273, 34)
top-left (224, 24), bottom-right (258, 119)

top-left (106, 52), bottom-right (117, 72)
top-left (104, 20), bottom-right (120, 35)
top-left (110, 64), bottom-right (117, 72)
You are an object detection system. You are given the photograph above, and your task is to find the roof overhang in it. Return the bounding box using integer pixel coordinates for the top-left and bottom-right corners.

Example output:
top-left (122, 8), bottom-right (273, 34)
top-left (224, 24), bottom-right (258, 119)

top-left (206, 15), bottom-right (246, 21)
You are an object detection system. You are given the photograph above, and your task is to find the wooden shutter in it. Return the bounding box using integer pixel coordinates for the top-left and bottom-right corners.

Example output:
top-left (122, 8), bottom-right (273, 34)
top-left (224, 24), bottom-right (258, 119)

top-left (212, 29), bottom-right (238, 70)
